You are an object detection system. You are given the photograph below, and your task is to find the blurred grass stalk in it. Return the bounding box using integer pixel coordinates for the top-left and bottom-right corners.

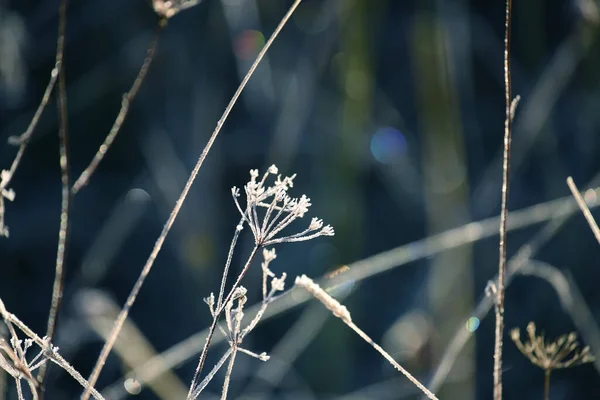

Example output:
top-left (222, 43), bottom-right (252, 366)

top-left (78, 290), bottom-right (188, 399)
top-left (412, 8), bottom-right (474, 400)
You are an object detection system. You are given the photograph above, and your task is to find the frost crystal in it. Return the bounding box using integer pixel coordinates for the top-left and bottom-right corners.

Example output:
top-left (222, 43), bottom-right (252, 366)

top-left (232, 165), bottom-right (334, 246)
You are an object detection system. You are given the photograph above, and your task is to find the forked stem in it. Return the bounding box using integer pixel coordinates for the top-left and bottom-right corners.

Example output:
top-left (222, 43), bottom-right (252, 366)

top-left (187, 245), bottom-right (259, 398)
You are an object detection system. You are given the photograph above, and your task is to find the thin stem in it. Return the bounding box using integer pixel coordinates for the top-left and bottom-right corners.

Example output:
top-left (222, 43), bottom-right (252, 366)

top-left (37, 0), bottom-right (70, 394)
top-left (71, 21), bottom-right (164, 194)
top-left (81, 2), bottom-right (300, 397)
top-left (15, 379), bottom-right (24, 400)
top-left (217, 218), bottom-right (245, 311)
top-left (189, 348), bottom-right (233, 400)
top-left (220, 347), bottom-right (238, 400)
top-left (0, 21), bottom-right (61, 237)
top-left (295, 276), bottom-right (438, 400)
top-left (493, 0), bottom-right (513, 399)
top-left (188, 245), bottom-right (260, 398)
top-left (4, 67), bottom-right (57, 178)
top-left (544, 369), bottom-right (551, 400)
top-left (566, 177), bottom-right (600, 244)
top-left (348, 321), bottom-right (438, 400)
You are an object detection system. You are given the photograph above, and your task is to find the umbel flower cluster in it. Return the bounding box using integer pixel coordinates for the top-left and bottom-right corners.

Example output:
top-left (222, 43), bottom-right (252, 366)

top-left (232, 165), bottom-right (334, 246)
top-left (511, 322), bottom-right (595, 370)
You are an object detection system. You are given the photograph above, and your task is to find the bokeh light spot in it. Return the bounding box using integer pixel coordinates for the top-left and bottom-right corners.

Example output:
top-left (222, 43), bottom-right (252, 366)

top-left (370, 127), bottom-right (407, 164)
top-left (466, 317), bottom-right (480, 332)
top-left (124, 378), bottom-right (141, 395)
top-left (234, 30), bottom-right (265, 60)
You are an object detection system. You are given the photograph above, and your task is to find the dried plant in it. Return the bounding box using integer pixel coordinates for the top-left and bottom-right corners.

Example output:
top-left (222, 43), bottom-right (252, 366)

top-left (82, 2), bottom-right (303, 397)
top-left (511, 322), bottom-right (594, 400)
top-left (231, 165), bottom-right (334, 247)
top-left (187, 166), bottom-right (334, 398)
top-left (0, 299), bottom-right (105, 400)
top-left (189, 248), bottom-right (286, 399)
top-left (3, 0), bottom-right (598, 398)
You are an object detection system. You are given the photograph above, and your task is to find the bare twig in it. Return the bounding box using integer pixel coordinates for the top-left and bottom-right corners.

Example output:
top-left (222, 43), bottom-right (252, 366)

top-left (71, 21), bottom-right (164, 194)
top-left (37, 0), bottom-right (71, 394)
top-left (566, 176), bottom-right (600, 244)
top-left (295, 275), bottom-right (438, 400)
top-left (81, 2), bottom-right (302, 398)
top-left (0, 23), bottom-right (63, 237)
top-left (493, 0), bottom-right (514, 398)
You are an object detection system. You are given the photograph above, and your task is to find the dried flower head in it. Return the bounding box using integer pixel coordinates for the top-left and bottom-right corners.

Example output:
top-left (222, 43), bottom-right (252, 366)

top-left (510, 322), bottom-right (595, 370)
top-left (232, 165), bottom-right (334, 246)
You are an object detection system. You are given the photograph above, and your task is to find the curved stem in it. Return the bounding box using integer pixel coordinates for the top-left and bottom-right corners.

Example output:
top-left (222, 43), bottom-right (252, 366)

top-left (71, 21), bottom-right (164, 194)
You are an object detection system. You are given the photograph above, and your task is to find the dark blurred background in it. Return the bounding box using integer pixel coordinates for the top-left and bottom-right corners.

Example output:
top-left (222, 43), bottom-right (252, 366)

top-left (2, 0), bottom-right (600, 399)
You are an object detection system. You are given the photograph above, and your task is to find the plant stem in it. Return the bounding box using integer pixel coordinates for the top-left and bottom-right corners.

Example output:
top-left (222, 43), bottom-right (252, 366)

top-left (71, 21), bottom-right (164, 194)
top-left (220, 347), bottom-right (238, 400)
top-left (217, 218), bottom-right (245, 311)
top-left (493, 0), bottom-right (514, 399)
top-left (187, 245), bottom-right (260, 398)
top-left (544, 369), bottom-right (551, 400)
top-left (37, 0), bottom-right (70, 396)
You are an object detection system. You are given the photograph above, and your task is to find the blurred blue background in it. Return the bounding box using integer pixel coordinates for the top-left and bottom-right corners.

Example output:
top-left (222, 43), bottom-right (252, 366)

top-left (2, 0), bottom-right (600, 399)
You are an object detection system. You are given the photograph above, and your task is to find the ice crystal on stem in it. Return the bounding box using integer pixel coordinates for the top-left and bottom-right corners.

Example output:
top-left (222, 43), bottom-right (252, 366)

top-left (231, 165), bottom-right (334, 246)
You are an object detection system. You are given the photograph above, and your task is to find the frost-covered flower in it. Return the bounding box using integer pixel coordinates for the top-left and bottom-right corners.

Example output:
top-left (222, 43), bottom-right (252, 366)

top-left (232, 165), bottom-right (334, 246)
